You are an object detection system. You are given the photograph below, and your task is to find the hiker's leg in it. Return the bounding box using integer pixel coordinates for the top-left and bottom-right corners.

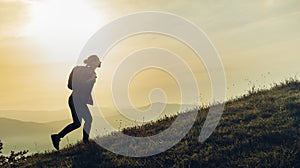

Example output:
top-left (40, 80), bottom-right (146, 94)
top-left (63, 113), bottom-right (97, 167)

top-left (58, 96), bottom-right (81, 138)
top-left (82, 105), bottom-right (92, 141)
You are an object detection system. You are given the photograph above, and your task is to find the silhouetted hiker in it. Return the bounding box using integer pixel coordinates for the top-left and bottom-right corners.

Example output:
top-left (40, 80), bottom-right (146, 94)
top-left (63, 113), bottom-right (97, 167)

top-left (51, 55), bottom-right (101, 150)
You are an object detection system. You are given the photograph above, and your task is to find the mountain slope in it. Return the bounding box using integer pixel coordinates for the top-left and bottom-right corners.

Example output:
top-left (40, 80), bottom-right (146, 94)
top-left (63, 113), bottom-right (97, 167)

top-left (0, 118), bottom-right (54, 136)
top-left (18, 80), bottom-right (300, 167)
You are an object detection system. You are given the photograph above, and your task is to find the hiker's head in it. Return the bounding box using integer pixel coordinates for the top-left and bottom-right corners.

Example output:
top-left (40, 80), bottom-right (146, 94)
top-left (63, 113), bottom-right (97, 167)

top-left (84, 55), bottom-right (101, 68)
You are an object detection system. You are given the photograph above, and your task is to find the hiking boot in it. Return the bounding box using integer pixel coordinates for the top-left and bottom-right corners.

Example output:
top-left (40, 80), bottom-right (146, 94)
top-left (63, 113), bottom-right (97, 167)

top-left (51, 134), bottom-right (60, 150)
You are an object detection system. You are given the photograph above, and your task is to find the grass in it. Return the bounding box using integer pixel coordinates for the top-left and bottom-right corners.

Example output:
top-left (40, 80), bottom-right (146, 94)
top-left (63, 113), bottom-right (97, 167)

top-left (5, 79), bottom-right (300, 167)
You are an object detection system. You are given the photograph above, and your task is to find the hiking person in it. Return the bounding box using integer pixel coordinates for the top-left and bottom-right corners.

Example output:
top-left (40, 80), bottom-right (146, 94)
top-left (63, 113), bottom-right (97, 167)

top-left (51, 55), bottom-right (101, 150)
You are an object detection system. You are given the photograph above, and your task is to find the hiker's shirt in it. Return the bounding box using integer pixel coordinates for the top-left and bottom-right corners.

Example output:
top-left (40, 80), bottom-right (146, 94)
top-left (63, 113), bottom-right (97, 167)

top-left (68, 66), bottom-right (96, 105)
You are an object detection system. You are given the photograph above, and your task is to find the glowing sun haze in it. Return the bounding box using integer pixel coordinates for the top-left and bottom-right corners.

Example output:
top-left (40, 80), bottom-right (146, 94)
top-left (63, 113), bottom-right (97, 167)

top-left (25, 0), bottom-right (107, 63)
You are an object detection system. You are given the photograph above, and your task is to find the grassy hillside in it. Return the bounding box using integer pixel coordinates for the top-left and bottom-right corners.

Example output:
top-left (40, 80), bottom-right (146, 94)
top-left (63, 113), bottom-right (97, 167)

top-left (10, 79), bottom-right (300, 167)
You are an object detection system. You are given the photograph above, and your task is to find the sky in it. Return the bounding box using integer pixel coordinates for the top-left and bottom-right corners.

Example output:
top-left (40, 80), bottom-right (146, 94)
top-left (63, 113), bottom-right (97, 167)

top-left (0, 0), bottom-right (300, 121)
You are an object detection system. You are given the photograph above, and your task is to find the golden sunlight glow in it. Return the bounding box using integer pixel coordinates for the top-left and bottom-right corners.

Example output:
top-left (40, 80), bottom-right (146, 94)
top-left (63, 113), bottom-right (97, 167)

top-left (264, 0), bottom-right (279, 8)
top-left (25, 0), bottom-right (107, 62)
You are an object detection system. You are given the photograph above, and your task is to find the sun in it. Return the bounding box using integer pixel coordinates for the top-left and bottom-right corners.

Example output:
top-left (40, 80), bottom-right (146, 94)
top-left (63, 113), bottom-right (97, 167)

top-left (25, 0), bottom-right (107, 62)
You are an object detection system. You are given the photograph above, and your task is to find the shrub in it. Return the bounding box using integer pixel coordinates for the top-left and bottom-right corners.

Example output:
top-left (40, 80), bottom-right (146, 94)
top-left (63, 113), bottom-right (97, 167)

top-left (0, 140), bottom-right (28, 168)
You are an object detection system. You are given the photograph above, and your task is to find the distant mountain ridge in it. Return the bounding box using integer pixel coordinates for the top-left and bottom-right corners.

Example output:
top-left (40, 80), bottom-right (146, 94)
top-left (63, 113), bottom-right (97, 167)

top-left (0, 117), bottom-right (75, 155)
top-left (0, 103), bottom-right (194, 123)
top-left (0, 117), bottom-right (54, 136)
top-left (0, 109), bottom-right (69, 123)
